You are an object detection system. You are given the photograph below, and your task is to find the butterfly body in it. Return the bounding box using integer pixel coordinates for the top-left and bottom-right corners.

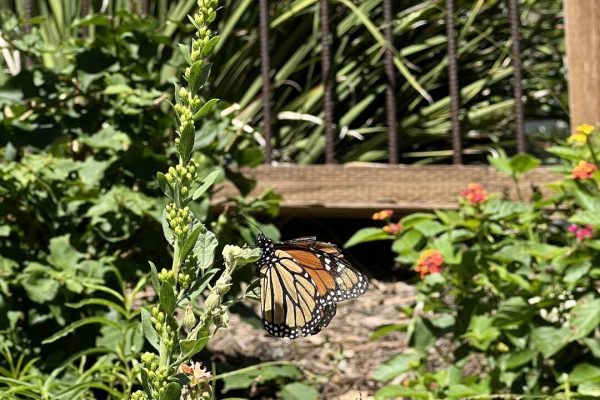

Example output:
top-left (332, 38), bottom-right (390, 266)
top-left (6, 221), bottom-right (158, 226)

top-left (256, 233), bottom-right (368, 339)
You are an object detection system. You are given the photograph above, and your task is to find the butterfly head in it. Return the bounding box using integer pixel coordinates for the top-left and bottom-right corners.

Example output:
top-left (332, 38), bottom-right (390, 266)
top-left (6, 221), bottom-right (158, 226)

top-left (256, 233), bottom-right (274, 251)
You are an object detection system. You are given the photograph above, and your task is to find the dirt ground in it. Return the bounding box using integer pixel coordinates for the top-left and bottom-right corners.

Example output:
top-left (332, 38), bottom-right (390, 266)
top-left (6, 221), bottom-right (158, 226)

top-left (210, 279), bottom-right (418, 399)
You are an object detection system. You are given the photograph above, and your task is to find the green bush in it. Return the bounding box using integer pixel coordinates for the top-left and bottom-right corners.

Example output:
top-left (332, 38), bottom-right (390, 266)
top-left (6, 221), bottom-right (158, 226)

top-left (347, 125), bottom-right (600, 398)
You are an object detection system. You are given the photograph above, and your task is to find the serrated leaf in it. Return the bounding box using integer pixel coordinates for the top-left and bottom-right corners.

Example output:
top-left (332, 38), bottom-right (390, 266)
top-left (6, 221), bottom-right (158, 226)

top-left (159, 282), bottom-right (176, 315)
top-left (193, 98), bottom-right (219, 120)
top-left (141, 308), bottom-right (160, 351)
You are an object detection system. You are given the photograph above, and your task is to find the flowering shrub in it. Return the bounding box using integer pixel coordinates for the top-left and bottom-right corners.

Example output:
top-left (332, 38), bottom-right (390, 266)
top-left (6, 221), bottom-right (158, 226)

top-left (347, 125), bottom-right (600, 398)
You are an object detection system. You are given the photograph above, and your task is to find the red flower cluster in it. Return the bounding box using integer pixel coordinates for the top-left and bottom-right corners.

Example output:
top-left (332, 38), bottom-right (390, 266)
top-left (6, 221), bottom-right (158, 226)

top-left (372, 209), bottom-right (393, 220)
top-left (383, 222), bottom-right (403, 235)
top-left (414, 249), bottom-right (444, 278)
top-left (572, 161), bottom-right (598, 180)
top-left (568, 224), bottom-right (594, 240)
top-left (461, 183), bottom-right (488, 205)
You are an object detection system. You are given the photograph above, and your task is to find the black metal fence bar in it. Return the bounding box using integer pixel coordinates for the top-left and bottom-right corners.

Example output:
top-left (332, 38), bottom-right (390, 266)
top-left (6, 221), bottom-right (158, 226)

top-left (508, 0), bottom-right (526, 153)
top-left (383, 0), bottom-right (398, 164)
top-left (81, 0), bottom-right (90, 37)
top-left (320, 0), bottom-right (336, 164)
top-left (445, 0), bottom-right (463, 164)
top-left (259, 0), bottom-right (273, 164)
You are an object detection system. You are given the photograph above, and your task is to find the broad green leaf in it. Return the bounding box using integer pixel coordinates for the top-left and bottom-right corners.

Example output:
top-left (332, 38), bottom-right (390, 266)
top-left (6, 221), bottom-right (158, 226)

top-left (531, 326), bottom-right (570, 358)
top-left (159, 282), bottom-right (176, 315)
top-left (178, 125), bottom-right (195, 164)
top-left (392, 230), bottom-right (422, 254)
top-left (499, 349), bottom-right (536, 371)
top-left (446, 384), bottom-right (487, 399)
top-left (148, 261), bottom-right (160, 292)
top-left (568, 363), bottom-right (600, 385)
top-left (413, 220), bottom-right (446, 237)
top-left (187, 60), bottom-right (204, 93)
top-left (372, 353), bottom-right (421, 382)
top-left (493, 297), bottom-right (533, 328)
top-left (223, 245), bottom-right (261, 269)
top-left (21, 263), bottom-right (59, 303)
top-left (570, 298), bottom-right (600, 340)
top-left (400, 213), bottom-right (436, 228)
top-left (278, 382), bottom-right (318, 400)
top-left (81, 125), bottom-right (130, 153)
top-left (487, 154), bottom-right (512, 175)
top-left (578, 381), bottom-right (600, 396)
top-left (193, 229), bottom-right (218, 271)
top-left (202, 36), bottom-right (220, 56)
top-left (370, 324), bottom-right (407, 340)
top-left (463, 316), bottom-right (500, 351)
top-left (344, 227), bottom-right (391, 248)
top-left (509, 154), bottom-right (541, 174)
top-left (47, 234), bottom-right (82, 271)
top-left (570, 210), bottom-right (600, 227)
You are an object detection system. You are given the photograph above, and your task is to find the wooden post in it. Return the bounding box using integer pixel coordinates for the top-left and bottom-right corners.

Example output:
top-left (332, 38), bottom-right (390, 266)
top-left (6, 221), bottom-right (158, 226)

top-left (565, 1), bottom-right (600, 128)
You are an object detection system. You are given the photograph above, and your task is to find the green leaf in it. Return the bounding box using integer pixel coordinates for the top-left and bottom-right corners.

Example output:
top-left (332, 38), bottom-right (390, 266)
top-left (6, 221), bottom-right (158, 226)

top-left (583, 337), bottom-right (600, 358)
top-left (20, 263), bottom-right (59, 303)
top-left (278, 382), bottom-right (318, 400)
top-left (148, 261), bottom-right (160, 292)
top-left (400, 213), bottom-right (436, 229)
top-left (370, 324), bottom-right (407, 340)
top-left (509, 154), bottom-right (541, 174)
top-left (181, 225), bottom-right (203, 262)
top-left (157, 172), bottom-right (172, 198)
top-left (161, 382), bottom-right (181, 400)
top-left (193, 229), bottom-right (218, 271)
top-left (344, 227), bottom-right (391, 248)
top-left (531, 326), bottom-right (570, 358)
top-left (193, 98), bottom-right (219, 120)
top-left (186, 268), bottom-right (218, 299)
top-left (413, 220), bottom-right (446, 237)
top-left (47, 234), bottom-right (82, 271)
top-left (462, 316), bottom-right (500, 351)
top-left (487, 154), bottom-right (512, 175)
top-left (178, 125), bottom-right (195, 164)
top-left (192, 169), bottom-right (222, 200)
top-left (141, 307), bottom-right (160, 351)
top-left (392, 230), bottom-right (422, 254)
top-left (570, 210), bottom-right (600, 227)
top-left (446, 384), bottom-right (487, 399)
top-left (179, 337), bottom-right (209, 359)
top-left (202, 36), bottom-right (220, 56)
top-left (159, 282), bottom-right (176, 315)
top-left (574, 188), bottom-right (600, 211)
top-left (499, 349), bottom-right (536, 371)
top-left (578, 381), bottom-right (600, 396)
top-left (375, 386), bottom-right (431, 400)
top-left (568, 363), bottom-right (600, 385)
top-left (223, 245), bottom-right (261, 269)
top-left (178, 43), bottom-right (192, 64)
top-left (222, 364), bottom-right (302, 392)
top-left (81, 125), bottom-right (131, 153)
top-left (372, 353), bottom-right (421, 382)
top-left (42, 317), bottom-right (121, 344)
top-left (493, 297), bottom-right (533, 328)
top-left (570, 298), bottom-right (600, 340)
top-left (187, 60), bottom-right (204, 94)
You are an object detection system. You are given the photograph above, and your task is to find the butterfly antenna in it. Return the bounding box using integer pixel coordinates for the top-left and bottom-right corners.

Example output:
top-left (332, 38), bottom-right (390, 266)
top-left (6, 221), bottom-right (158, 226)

top-left (233, 212), bottom-right (265, 236)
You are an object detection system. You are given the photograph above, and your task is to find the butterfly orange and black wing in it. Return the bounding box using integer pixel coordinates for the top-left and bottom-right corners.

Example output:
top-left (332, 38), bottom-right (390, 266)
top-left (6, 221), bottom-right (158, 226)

top-left (256, 234), bottom-right (367, 339)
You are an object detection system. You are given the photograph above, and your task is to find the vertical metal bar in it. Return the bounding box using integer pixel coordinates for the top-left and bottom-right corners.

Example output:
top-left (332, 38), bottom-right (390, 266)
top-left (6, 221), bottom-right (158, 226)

top-left (141, 0), bottom-right (149, 16)
top-left (259, 0), bottom-right (273, 164)
top-left (320, 0), bottom-right (336, 164)
top-left (383, 0), bottom-right (398, 164)
top-left (445, 0), bottom-right (462, 165)
top-left (81, 0), bottom-right (90, 38)
top-left (23, 0), bottom-right (33, 68)
top-left (508, 0), bottom-right (526, 153)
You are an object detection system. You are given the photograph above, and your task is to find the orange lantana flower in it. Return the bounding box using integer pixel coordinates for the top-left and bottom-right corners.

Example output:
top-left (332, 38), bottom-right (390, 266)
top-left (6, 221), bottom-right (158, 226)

top-left (461, 183), bottom-right (488, 205)
top-left (414, 249), bottom-right (444, 278)
top-left (372, 209), bottom-right (393, 220)
top-left (572, 161), bottom-right (598, 180)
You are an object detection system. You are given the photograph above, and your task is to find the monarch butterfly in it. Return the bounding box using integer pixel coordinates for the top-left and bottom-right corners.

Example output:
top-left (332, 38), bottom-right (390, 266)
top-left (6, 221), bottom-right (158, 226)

top-left (256, 233), bottom-right (368, 339)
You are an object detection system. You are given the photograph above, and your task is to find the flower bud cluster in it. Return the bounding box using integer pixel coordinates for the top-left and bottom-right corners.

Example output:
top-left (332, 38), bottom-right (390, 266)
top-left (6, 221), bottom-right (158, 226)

top-left (150, 306), bottom-right (176, 348)
top-left (174, 87), bottom-right (203, 130)
top-left (164, 160), bottom-right (200, 199)
top-left (137, 352), bottom-right (171, 398)
top-left (130, 391), bottom-right (148, 400)
top-left (165, 203), bottom-right (193, 238)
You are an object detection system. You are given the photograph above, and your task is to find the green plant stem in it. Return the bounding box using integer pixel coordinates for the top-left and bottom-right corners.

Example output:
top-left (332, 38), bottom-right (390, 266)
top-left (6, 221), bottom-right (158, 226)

top-left (587, 140), bottom-right (599, 165)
